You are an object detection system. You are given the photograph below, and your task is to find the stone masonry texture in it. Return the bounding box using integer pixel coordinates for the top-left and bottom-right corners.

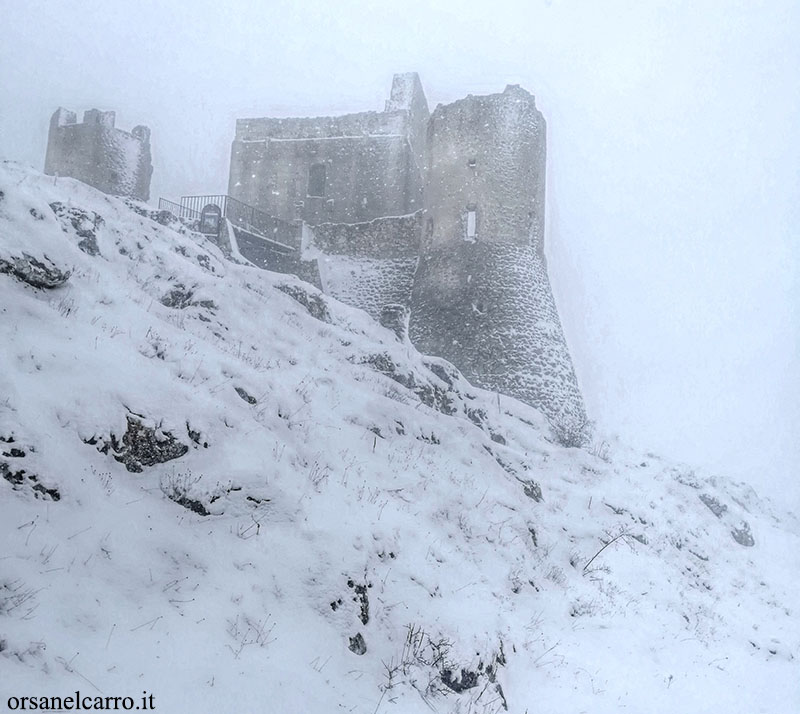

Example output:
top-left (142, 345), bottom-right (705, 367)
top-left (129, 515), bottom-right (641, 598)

top-left (228, 75), bottom-right (586, 430)
top-left (409, 85), bottom-right (585, 431)
top-left (44, 108), bottom-right (153, 202)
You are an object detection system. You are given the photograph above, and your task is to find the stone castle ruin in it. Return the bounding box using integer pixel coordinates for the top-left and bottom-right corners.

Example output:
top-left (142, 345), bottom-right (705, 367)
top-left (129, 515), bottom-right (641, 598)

top-left (44, 108), bottom-right (153, 202)
top-left (226, 73), bottom-right (585, 431)
top-left (44, 73), bottom-right (586, 432)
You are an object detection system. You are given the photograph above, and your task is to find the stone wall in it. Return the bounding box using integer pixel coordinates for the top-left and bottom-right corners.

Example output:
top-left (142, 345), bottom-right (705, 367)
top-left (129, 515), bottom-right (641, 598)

top-left (316, 255), bottom-right (418, 322)
top-left (216, 222), bottom-right (322, 290)
top-left (308, 214), bottom-right (420, 320)
top-left (228, 73), bottom-right (428, 226)
top-left (310, 212), bottom-right (420, 259)
top-left (233, 110), bottom-right (406, 141)
top-left (409, 241), bottom-right (585, 430)
top-left (44, 108), bottom-right (153, 201)
top-left (422, 86), bottom-right (546, 253)
top-left (229, 134), bottom-right (418, 225)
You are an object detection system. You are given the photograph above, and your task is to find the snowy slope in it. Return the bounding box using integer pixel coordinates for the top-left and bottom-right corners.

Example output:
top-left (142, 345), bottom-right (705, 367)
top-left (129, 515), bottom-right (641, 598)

top-left (1, 161), bottom-right (798, 713)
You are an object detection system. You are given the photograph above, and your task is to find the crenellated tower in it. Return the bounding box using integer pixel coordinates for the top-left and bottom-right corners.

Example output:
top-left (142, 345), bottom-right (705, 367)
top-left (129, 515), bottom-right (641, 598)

top-left (44, 108), bottom-right (153, 202)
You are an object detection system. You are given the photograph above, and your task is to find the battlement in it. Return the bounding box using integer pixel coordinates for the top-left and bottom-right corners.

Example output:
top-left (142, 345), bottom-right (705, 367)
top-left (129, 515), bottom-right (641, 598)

top-left (235, 72), bottom-right (429, 144)
top-left (44, 107), bottom-right (153, 201)
top-left (234, 110), bottom-right (407, 142)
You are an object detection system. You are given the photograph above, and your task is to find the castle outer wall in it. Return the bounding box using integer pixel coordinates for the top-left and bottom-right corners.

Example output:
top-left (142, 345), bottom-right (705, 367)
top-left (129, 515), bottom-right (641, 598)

top-left (307, 213), bottom-right (421, 320)
top-left (44, 108), bottom-right (153, 202)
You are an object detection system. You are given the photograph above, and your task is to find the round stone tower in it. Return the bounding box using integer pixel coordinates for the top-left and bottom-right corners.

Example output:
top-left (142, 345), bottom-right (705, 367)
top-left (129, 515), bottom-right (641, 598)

top-left (409, 85), bottom-right (586, 432)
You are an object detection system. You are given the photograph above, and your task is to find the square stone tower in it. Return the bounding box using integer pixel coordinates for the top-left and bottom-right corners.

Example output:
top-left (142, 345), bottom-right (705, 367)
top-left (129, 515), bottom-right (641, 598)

top-left (228, 74), bottom-right (428, 225)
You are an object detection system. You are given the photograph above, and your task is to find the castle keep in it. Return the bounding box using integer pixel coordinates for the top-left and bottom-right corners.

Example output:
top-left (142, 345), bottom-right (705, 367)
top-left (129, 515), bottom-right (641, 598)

top-left (229, 73), bottom-right (428, 225)
top-left (227, 74), bottom-right (586, 429)
top-left (44, 108), bottom-right (153, 202)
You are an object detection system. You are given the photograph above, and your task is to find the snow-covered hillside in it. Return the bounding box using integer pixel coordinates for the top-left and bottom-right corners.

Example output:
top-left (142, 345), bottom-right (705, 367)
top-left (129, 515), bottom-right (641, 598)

top-left (1, 162), bottom-right (798, 713)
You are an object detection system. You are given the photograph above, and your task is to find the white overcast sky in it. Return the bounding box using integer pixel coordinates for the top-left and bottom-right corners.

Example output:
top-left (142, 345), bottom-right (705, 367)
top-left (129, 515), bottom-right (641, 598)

top-left (2, 0), bottom-right (798, 506)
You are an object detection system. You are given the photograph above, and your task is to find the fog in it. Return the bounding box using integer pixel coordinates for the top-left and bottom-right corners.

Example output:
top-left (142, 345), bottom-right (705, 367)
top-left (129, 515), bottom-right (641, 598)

top-left (2, 0), bottom-right (797, 506)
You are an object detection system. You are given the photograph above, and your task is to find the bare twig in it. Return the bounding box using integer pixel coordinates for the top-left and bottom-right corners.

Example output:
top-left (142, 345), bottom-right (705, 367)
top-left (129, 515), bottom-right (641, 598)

top-left (583, 530), bottom-right (631, 572)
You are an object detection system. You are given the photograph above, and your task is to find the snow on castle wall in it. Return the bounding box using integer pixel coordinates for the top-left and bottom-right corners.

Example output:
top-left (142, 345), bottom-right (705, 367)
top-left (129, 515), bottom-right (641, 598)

top-left (307, 213), bottom-right (421, 320)
top-left (44, 108), bottom-right (153, 202)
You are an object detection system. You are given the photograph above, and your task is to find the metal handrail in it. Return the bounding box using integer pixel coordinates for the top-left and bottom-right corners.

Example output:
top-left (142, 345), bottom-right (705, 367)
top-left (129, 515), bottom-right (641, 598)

top-left (157, 198), bottom-right (201, 221)
top-left (177, 194), bottom-right (300, 249)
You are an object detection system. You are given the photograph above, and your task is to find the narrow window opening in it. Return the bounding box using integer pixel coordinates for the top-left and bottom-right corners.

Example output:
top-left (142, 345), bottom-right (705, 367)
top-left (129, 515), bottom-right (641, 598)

top-left (466, 210), bottom-right (477, 239)
top-left (308, 163), bottom-right (326, 197)
top-left (425, 217), bottom-right (434, 239)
